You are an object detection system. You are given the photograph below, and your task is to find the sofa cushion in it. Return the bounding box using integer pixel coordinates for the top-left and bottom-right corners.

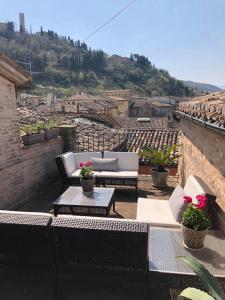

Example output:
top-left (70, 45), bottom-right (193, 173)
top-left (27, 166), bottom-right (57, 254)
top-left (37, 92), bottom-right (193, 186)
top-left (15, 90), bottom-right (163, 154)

top-left (136, 198), bottom-right (180, 228)
top-left (169, 184), bottom-right (185, 222)
top-left (103, 152), bottom-right (139, 171)
top-left (98, 170), bottom-right (138, 179)
top-left (61, 152), bottom-right (76, 176)
top-left (69, 169), bottom-right (101, 178)
top-left (184, 175), bottom-right (206, 200)
top-left (74, 152), bottom-right (102, 168)
top-left (92, 157), bottom-right (118, 171)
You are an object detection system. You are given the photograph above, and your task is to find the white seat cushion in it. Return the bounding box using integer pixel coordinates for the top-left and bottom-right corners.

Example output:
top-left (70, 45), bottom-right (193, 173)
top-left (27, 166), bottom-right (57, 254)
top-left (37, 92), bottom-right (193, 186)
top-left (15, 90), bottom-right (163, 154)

top-left (61, 152), bottom-right (76, 176)
top-left (136, 198), bottom-right (180, 228)
top-left (0, 210), bottom-right (52, 217)
top-left (69, 169), bottom-right (101, 178)
top-left (74, 152), bottom-right (102, 168)
top-left (184, 175), bottom-right (206, 200)
top-left (103, 151), bottom-right (139, 171)
top-left (98, 171), bottom-right (138, 179)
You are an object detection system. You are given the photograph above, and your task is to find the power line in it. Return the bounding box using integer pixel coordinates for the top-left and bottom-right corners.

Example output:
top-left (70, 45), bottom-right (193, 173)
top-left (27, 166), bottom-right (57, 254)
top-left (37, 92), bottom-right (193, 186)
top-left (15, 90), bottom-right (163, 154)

top-left (60, 0), bottom-right (137, 61)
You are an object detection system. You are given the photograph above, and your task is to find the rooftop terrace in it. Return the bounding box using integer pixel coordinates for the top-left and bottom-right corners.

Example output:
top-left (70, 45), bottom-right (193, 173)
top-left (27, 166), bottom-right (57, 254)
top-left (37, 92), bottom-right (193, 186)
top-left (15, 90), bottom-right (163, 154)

top-left (18, 176), bottom-right (178, 219)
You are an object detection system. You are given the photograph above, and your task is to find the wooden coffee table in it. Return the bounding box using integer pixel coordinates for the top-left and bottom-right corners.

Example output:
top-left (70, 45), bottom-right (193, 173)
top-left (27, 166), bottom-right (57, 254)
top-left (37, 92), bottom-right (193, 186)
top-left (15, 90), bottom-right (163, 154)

top-left (53, 187), bottom-right (115, 217)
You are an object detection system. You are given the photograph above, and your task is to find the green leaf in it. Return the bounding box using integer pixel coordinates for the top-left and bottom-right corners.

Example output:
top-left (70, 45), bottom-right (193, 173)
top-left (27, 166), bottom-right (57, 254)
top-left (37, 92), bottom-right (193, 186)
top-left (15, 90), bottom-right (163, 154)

top-left (179, 257), bottom-right (225, 300)
top-left (180, 288), bottom-right (215, 300)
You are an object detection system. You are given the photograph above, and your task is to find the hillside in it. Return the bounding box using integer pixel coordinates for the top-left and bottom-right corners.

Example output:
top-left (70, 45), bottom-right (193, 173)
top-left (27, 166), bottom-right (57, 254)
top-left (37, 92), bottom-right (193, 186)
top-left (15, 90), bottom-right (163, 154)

top-left (183, 80), bottom-right (221, 93)
top-left (0, 25), bottom-right (191, 97)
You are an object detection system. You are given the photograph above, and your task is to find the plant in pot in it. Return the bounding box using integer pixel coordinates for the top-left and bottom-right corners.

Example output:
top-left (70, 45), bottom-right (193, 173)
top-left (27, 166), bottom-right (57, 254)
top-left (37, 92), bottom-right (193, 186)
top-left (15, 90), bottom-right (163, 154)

top-left (45, 120), bottom-right (59, 140)
top-left (181, 194), bottom-right (210, 250)
top-left (21, 122), bottom-right (46, 145)
top-left (79, 161), bottom-right (94, 194)
top-left (138, 144), bottom-right (180, 187)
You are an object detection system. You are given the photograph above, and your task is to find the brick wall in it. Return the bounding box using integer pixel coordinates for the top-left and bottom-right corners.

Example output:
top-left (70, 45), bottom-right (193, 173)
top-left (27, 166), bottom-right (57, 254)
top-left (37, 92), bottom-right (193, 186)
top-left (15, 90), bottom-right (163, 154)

top-left (179, 118), bottom-right (225, 212)
top-left (0, 75), bottom-right (63, 209)
top-left (0, 77), bottom-right (22, 170)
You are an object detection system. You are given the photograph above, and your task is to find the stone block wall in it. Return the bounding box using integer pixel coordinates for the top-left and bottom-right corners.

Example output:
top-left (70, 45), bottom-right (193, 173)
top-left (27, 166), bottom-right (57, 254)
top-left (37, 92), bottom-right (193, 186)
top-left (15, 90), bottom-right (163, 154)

top-left (0, 137), bottom-right (63, 209)
top-left (0, 74), bottom-right (63, 209)
top-left (0, 77), bottom-right (22, 170)
top-left (179, 118), bottom-right (225, 212)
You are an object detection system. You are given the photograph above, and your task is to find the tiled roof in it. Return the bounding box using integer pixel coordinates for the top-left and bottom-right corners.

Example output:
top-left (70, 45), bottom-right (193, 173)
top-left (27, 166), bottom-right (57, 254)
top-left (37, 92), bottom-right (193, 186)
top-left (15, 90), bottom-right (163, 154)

top-left (177, 92), bottom-right (225, 128)
top-left (127, 129), bottom-right (180, 152)
top-left (114, 117), bottom-right (168, 129)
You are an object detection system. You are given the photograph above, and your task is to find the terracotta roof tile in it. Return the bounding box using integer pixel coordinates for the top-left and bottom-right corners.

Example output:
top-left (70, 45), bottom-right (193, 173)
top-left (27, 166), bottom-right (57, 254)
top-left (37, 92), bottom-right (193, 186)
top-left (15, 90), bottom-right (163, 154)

top-left (127, 129), bottom-right (180, 152)
top-left (178, 92), bottom-right (225, 128)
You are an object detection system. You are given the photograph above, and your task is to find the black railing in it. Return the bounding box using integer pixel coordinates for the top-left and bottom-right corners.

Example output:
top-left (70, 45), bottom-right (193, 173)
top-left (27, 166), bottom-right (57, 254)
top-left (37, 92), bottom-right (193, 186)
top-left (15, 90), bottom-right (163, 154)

top-left (75, 131), bottom-right (128, 152)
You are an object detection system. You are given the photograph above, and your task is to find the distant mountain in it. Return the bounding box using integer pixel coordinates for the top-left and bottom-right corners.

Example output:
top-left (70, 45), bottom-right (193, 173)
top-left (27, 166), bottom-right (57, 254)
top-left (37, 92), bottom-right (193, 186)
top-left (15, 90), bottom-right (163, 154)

top-left (184, 81), bottom-right (222, 93)
top-left (219, 85), bottom-right (225, 90)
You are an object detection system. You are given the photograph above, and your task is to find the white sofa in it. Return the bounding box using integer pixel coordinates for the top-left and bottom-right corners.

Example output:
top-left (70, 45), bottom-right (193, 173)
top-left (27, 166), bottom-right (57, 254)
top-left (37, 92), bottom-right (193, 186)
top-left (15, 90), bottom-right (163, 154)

top-left (55, 151), bottom-right (139, 193)
top-left (136, 175), bottom-right (214, 228)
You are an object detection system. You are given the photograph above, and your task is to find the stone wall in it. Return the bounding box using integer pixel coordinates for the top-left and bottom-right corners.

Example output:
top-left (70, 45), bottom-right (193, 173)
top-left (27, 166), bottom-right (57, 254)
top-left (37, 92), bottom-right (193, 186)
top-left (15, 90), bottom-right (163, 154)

top-left (0, 137), bottom-right (63, 209)
top-left (0, 76), bottom-right (22, 170)
top-left (179, 118), bottom-right (225, 212)
top-left (0, 74), bottom-right (63, 209)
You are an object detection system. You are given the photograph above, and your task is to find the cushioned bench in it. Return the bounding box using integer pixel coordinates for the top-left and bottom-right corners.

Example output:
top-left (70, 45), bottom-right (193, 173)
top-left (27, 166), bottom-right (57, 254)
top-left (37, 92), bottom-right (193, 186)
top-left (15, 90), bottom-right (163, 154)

top-left (55, 151), bottom-right (139, 194)
top-left (136, 175), bottom-right (215, 227)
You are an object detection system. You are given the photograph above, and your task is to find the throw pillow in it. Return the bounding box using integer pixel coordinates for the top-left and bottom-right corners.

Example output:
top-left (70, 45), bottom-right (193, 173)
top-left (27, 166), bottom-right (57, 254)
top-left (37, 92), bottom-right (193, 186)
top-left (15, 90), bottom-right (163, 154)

top-left (92, 157), bottom-right (118, 171)
top-left (169, 184), bottom-right (185, 222)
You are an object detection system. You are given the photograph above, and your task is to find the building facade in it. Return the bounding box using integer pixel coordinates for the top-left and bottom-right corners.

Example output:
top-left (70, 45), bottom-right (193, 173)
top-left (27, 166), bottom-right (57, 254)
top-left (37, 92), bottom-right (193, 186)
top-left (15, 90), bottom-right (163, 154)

top-left (177, 93), bottom-right (225, 232)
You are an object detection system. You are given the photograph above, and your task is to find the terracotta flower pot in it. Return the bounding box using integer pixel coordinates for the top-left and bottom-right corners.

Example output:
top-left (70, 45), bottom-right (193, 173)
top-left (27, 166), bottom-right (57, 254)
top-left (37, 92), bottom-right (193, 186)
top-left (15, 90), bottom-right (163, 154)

top-left (182, 224), bottom-right (207, 250)
top-left (80, 178), bottom-right (94, 194)
top-left (151, 169), bottom-right (169, 187)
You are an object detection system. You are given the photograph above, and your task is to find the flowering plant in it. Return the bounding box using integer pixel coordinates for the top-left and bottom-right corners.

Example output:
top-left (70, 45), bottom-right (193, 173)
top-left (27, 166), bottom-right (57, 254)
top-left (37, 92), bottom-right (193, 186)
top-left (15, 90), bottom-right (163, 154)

top-left (182, 195), bottom-right (210, 231)
top-left (79, 161), bottom-right (93, 180)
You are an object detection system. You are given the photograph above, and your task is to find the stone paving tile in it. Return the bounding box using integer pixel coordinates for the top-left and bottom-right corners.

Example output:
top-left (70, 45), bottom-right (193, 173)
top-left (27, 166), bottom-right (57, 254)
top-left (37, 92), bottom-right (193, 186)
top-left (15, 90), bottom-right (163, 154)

top-left (19, 176), bottom-right (178, 219)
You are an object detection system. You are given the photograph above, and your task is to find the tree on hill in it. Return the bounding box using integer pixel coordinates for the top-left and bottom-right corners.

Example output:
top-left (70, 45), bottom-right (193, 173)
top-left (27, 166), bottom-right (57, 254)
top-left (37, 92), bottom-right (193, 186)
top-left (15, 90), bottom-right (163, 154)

top-left (0, 28), bottom-right (192, 96)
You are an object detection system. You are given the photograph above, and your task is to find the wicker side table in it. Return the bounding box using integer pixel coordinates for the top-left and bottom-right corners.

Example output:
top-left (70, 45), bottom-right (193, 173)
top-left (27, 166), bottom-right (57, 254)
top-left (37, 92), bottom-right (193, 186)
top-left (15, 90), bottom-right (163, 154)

top-left (148, 227), bottom-right (225, 298)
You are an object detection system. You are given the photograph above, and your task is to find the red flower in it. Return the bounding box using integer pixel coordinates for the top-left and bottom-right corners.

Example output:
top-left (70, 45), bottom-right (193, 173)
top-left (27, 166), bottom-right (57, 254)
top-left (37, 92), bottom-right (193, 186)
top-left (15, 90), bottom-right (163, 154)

top-left (80, 162), bottom-right (84, 168)
top-left (85, 161), bottom-right (92, 167)
top-left (196, 195), bottom-right (207, 203)
top-left (183, 196), bottom-right (192, 204)
top-left (195, 194), bottom-right (207, 210)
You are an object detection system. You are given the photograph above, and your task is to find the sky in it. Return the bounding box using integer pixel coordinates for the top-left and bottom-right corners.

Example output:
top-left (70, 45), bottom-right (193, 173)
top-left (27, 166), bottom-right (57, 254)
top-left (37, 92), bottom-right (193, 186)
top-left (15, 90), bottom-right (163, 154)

top-left (1, 0), bottom-right (225, 86)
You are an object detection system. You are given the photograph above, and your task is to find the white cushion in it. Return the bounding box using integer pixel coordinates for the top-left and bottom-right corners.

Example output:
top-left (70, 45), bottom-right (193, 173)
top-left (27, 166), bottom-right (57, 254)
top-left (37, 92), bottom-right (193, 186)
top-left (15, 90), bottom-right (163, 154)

top-left (74, 152), bottom-right (102, 168)
top-left (136, 198), bottom-right (180, 228)
top-left (0, 210), bottom-right (52, 217)
top-left (184, 175), bottom-right (206, 200)
top-left (61, 152), bottom-right (76, 176)
top-left (103, 152), bottom-right (139, 171)
top-left (98, 171), bottom-right (138, 179)
top-left (69, 169), bottom-right (101, 178)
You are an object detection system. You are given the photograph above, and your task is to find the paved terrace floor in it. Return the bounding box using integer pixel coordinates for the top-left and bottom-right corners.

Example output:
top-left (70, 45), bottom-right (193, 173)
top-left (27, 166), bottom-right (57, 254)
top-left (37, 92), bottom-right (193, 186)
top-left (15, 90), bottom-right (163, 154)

top-left (2, 176), bottom-right (178, 300)
top-left (18, 175), bottom-right (178, 218)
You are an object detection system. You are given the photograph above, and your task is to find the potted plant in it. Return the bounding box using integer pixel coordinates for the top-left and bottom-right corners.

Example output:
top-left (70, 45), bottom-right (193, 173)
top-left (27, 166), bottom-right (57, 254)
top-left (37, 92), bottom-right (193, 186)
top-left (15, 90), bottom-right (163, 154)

top-left (79, 161), bottom-right (94, 194)
top-left (21, 123), bottom-right (46, 146)
top-left (45, 121), bottom-right (59, 140)
top-left (181, 194), bottom-right (210, 250)
top-left (138, 144), bottom-right (180, 187)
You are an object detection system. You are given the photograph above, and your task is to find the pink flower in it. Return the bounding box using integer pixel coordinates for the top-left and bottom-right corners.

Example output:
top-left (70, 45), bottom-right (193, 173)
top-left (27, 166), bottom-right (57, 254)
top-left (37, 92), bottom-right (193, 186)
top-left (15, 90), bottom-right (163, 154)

top-left (195, 194), bottom-right (207, 210)
top-left (183, 196), bottom-right (192, 204)
top-left (196, 195), bottom-right (207, 203)
top-left (85, 161), bottom-right (92, 167)
top-left (80, 162), bottom-right (84, 168)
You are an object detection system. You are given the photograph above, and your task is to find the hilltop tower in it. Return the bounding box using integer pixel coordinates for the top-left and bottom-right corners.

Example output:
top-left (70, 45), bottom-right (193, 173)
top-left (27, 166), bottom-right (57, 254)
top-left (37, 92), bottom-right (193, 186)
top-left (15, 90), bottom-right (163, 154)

top-left (19, 13), bottom-right (25, 33)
